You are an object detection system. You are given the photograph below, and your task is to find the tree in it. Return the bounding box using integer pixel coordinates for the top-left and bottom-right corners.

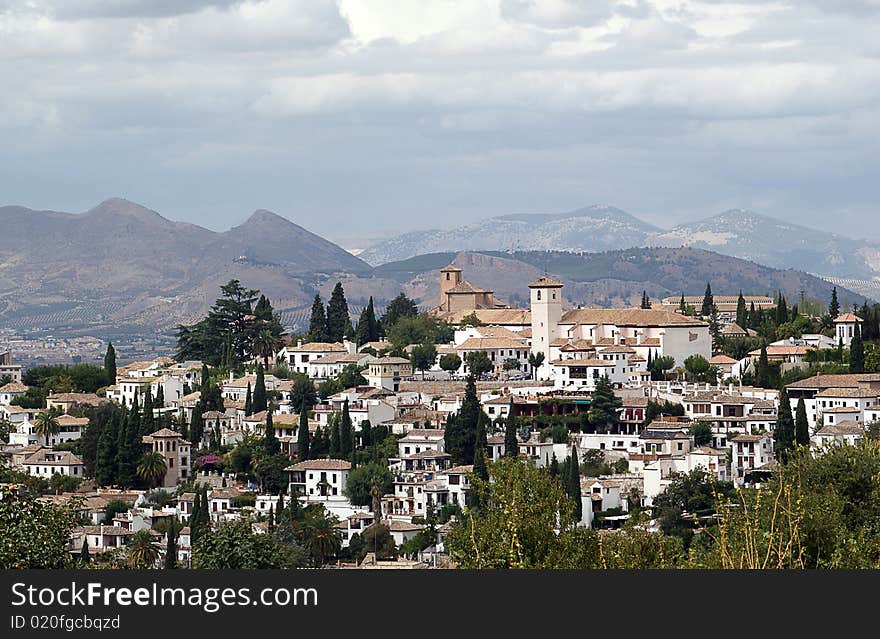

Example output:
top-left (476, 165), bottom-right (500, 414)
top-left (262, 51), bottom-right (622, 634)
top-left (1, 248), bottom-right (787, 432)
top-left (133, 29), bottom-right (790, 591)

top-left (587, 376), bottom-right (621, 433)
top-left (381, 292), bottom-right (419, 329)
top-left (328, 413), bottom-right (341, 458)
top-left (194, 518), bottom-right (306, 569)
top-left (137, 452), bottom-right (167, 490)
top-left (126, 530), bottom-right (160, 569)
top-left (755, 344), bottom-right (771, 388)
top-left (164, 518), bottom-right (179, 569)
top-left (774, 388), bottom-right (795, 463)
top-left (0, 491), bottom-right (81, 568)
top-left (80, 537), bottom-right (90, 564)
top-left (567, 447), bottom-right (582, 522)
top-left (339, 400), bottom-right (354, 459)
top-left (263, 408), bottom-right (280, 455)
top-left (33, 411), bottom-right (61, 446)
top-left (684, 354), bottom-right (712, 382)
top-left (829, 287), bottom-right (840, 319)
top-left (345, 462), bottom-right (393, 506)
top-left (244, 382), bottom-right (252, 416)
top-left (325, 282), bottom-right (351, 343)
top-left (850, 322), bottom-right (865, 374)
top-left (736, 292), bottom-right (747, 329)
top-left (464, 351), bottom-right (493, 378)
top-left (445, 375), bottom-right (481, 465)
top-left (504, 417), bottom-right (519, 458)
top-left (528, 352), bottom-right (545, 379)
top-left (297, 409), bottom-right (310, 462)
top-left (439, 353), bottom-right (462, 375)
top-left (689, 421), bottom-right (713, 447)
top-left (254, 453), bottom-right (289, 495)
top-left (95, 411), bottom-right (120, 486)
top-left (252, 365), bottom-right (267, 414)
top-left (104, 342), bottom-right (117, 383)
top-left (549, 453), bottom-right (559, 477)
top-left (795, 398), bottom-right (810, 448)
top-left (410, 343), bottom-right (437, 378)
top-left (289, 374), bottom-right (318, 414)
top-left (650, 355), bottom-right (675, 381)
top-left (355, 297), bottom-right (380, 346)
top-left (640, 291), bottom-right (651, 309)
top-left (308, 294), bottom-right (328, 343)
top-left (701, 282), bottom-right (714, 318)
top-left (252, 328), bottom-right (282, 369)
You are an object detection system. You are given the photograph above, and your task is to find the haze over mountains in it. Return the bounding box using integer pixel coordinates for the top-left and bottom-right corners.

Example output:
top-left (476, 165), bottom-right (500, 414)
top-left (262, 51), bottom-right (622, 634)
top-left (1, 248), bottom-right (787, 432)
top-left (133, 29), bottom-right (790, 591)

top-left (0, 198), bottom-right (869, 340)
top-left (358, 206), bottom-right (880, 285)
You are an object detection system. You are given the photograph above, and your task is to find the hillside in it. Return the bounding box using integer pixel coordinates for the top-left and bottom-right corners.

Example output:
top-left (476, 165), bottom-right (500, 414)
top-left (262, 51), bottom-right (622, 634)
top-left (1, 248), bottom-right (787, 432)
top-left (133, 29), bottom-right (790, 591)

top-left (358, 205), bottom-right (660, 266)
top-left (387, 247), bottom-right (868, 311)
top-left (0, 198), bottom-right (372, 334)
top-left (358, 205), bottom-right (880, 290)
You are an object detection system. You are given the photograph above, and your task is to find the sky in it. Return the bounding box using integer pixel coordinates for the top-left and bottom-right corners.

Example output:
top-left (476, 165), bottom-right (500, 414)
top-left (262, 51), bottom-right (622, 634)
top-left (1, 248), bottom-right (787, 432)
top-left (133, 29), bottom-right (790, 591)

top-left (1, 0), bottom-right (878, 246)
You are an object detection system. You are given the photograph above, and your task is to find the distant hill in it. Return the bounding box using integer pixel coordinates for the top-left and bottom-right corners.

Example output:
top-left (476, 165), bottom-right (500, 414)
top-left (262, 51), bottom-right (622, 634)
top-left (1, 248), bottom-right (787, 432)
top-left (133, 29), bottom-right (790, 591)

top-left (0, 198), bottom-right (372, 334)
top-left (386, 247), bottom-right (869, 311)
top-left (650, 209), bottom-right (880, 282)
top-left (358, 205), bottom-right (661, 266)
top-left (358, 205), bottom-right (880, 288)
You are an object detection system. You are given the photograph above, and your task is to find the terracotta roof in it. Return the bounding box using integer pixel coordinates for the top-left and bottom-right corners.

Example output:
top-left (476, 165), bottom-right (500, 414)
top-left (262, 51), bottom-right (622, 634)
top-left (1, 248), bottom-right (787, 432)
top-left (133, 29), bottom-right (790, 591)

top-left (457, 337), bottom-right (527, 350)
top-left (722, 323), bottom-right (749, 335)
top-left (709, 355), bottom-right (738, 365)
top-left (598, 345), bottom-right (636, 354)
top-left (24, 449), bottom-right (84, 466)
top-left (816, 387), bottom-right (880, 398)
top-left (0, 382), bottom-right (28, 393)
top-left (786, 374), bottom-right (880, 390)
top-left (287, 342), bottom-right (347, 353)
top-left (528, 276), bottom-right (563, 288)
top-left (560, 308), bottom-right (708, 327)
top-left (440, 264), bottom-right (462, 272)
top-left (550, 358), bottom-right (615, 367)
top-left (818, 420), bottom-right (864, 436)
top-left (445, 465), bottom-right (474, 474)
top-left (373, 357), bottom-right (411, 365)
top-left (431, 308), bottom-right (532, 326)
top-left (749, 345), bottom-right (814, 356)
top-left (285, 459), bottom-right (352, 471)
top-left (447, 280), bottom-right (491, 295)
top-left (833, 313), bottom-right (862, 323)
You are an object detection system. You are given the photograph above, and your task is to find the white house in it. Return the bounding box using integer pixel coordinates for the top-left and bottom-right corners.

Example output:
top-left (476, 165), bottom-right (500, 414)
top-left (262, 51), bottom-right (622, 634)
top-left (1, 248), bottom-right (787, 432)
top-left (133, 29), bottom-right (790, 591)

top-left (23, 448), bottom-right (85, 478)
top-left (729, 433), bottom-right (775, 486)
top-left (286, 459), bottom-right (352, 499)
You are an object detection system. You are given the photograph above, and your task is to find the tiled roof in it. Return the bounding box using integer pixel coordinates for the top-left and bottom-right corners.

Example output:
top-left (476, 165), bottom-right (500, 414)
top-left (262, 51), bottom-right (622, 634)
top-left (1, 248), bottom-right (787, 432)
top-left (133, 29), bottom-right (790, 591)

top-left (560, 308), bottom-right (708, 327)
top-left (285, 459), bottom-right (352, 471)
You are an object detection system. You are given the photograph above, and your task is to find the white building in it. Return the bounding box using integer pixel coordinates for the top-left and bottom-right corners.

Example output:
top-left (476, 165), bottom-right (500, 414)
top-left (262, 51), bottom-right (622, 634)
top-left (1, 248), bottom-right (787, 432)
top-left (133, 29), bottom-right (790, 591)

top-left (286, 459), bottom-right (352, 499)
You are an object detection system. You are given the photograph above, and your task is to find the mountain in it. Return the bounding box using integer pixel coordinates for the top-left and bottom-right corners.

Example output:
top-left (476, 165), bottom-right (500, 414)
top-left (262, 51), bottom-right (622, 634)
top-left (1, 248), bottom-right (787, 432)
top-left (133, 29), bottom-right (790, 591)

top-left (0, 198), bottom-right (371, 334)
top-left (357, 205), bottom-right (880, 291)
top-left (384, 247), bottom-right (867, 311)
top-left (357, 205), bottom-right (661, 266)
top-left (651, 209), bottom-right (880, 281)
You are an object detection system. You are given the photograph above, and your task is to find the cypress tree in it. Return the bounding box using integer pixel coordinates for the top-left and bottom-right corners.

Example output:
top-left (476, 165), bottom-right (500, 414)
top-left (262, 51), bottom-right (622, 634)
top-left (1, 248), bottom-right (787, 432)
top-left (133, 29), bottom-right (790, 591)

top-left (264, 406), bottom-right (280, 455)
top-left (736, 292), bottom-right (747, 329)
top-left (244, 382), bottom-right (252, 416)
top-left (795, 398), bottom-right (810, 448)
top-left (190, 402), bottom-right (204, 449)
top-left (308, 294), bottom-right (328, 343)
top-left (297, 408), bottom-right (310, 461)
top-left (155, 383), bottom-right (165, 409)
top-left (701, 282), bottom-right (714, 318)
top-left (504, 405), bottom-right (518, 458)
top-left (276, 494), bottom-right (285, 520)
top-left (329, 414), bottom-right (341, 458)
top-left (850, 322), bottom-right (865, 374)
top-left (829, 287), bottom-right (840, 319)
top-left (755, 345), bottom-right (770, 388)
top-left (165, 519), bottom-right (178, 569)
top-left (355, 297), bottom-right (380, 346)
top-left (95, 411), bottom-right (119, 487)
top-left (567, 447), bottom-right (582, 522)
top-left (444, 375), bottom-right (480, 466)
top-left (326, 282), bottom-right (350, 343)
top-left (340, 399), bottom-right (353, 459)
top-left (268, 505), bottom-right (275, 534)
top-left (130, 390), bottom-right (140, 434)
top-left (189, 490), bottom-right (201, 539)
top-left (679, 293), bottom-right (686, 314)
top-left (253, 365), bottom-right (267, 414)
top-left (80, 538), bottom-right (90, 564)
top-left (141, 388), bottom-right (155, 436)
top-left (774, 388), bottom-right (795, 463)
top-left (549, 452), bottom-right (559, 477)
top-left (104, 342), bottom-right (117, 384)
top-left (776, 295), bottom-right (789, 325)
top-left (311, 425), bottom-right (327, 458)
top-left (749, 302), bottom-right (757, 329)
top-left (360, 418), bottom-right (372, 449)
top-left (116, 414), bottom-right (139, 489)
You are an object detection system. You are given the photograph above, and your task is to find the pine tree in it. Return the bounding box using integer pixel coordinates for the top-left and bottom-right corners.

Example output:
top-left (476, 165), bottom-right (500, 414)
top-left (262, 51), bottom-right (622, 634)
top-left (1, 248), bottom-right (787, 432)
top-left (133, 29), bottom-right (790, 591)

top-left (850, 322), bottom-right (865, 373)
top-left (329, 414), bottom-right (341, 458)
top-left (96, 411), bottom-right (119, 487)
top-left (774, 388), bottom-right (795, 463)
top-left (104, 342), bottom-right (117, 384)
top-left (701, 282), bottom-right (714, 318)
top-left (355, 297), bottom-right (380, 346)
top-left (326, 282), bottom-right (350, 343)
top-left (252, 365), bottom-right (267, 414)
top-left (308, 294), bottom-right (327, 343)
top-left (795, 398), bottom-right (810, 448)
top-left (165, 519), bottom-right (178, 569)
top-left (736, 292), bottom-right (747, 329)
top-left (340, 399), bottom-right (353, 459)
top-left (297, 408), bottom-right (310, 462)
top-left (829, 287), bottom-right (840, 319)
top-left (244, 383), bottom-right (252, 416)
top-left (567, 447), bottom-right (582, 522)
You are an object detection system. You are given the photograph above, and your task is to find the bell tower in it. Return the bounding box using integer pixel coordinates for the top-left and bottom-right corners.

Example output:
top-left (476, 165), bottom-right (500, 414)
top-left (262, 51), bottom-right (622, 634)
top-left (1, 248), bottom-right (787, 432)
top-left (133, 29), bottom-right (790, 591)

top-left (439, 264), bottom-right (463, 310)
top-left (529, 276), bottom-right (563, 380)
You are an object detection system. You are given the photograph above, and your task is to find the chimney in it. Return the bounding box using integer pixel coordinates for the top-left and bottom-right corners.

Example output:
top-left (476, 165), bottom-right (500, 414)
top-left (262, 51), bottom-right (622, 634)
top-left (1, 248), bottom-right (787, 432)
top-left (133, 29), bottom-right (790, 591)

top-left (297, 339), bottom-right (303, 348)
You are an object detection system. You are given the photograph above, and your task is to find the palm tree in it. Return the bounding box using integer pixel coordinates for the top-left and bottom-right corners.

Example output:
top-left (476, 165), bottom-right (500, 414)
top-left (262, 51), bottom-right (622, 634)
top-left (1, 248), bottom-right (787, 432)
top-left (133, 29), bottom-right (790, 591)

top-left (126, 530), bottom-right (160, 569)
top-left (137, 452), bottom-right (167, 490)
top-left (33, 411), bottom-right (61, 446)
top-left (252, 329), bottom-right (282, 369)
top-left (299, 505), bottom-right (342, 566)
top-left (527, 352), bottom-right (545, 380)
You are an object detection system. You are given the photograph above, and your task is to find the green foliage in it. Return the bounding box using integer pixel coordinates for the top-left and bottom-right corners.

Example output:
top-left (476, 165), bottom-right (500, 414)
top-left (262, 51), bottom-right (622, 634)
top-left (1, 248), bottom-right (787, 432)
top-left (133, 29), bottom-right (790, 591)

top-left (308, 294), bottom-right (328, 342)
top-left (652, 469), bottom-right (736, 548)
top-left (439, 353), bottom-right (462, 374)
top-left (587, 376), bottom-right (621, 432)
top-left (104, 342), bottom-right (117, 383)
top-left (774, 388), bottom-right (796, 463)
top-left (444, 376), bottom-right (482, 465)
top-left (0, 489), bottom-right (81, 568)
top-left (193, 517), bottom-right (306, 569)
top-left (362, 523), bottom-right (397, 560)
top-left (345, 462), bottom-right (393, 506)
top-left (381, 292), bottom-right (419, 329)
top-left (689, 421), bottom-right (713, 447)
top-left (684, 354), bottom-right (714, 383)
top-left (288, 374), bottom-right (317, 414)
top-left (354, 296), bottom-right (381, 346)
top-left (410, 342), bottom-right (438, 375)
top-left (23, 363), bottom-right (111, 395)
top-left (386, 314), bottom-right (453, 350)
top-left (464, 351), bottom-right (493, 378)
top-left (326, 282), bottom-right (351, 343)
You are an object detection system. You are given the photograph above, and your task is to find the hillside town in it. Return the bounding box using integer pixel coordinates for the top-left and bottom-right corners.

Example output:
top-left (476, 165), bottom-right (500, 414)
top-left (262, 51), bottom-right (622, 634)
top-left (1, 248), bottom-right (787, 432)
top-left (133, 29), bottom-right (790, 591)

top-left (3, 267), bottom-right (880, 570)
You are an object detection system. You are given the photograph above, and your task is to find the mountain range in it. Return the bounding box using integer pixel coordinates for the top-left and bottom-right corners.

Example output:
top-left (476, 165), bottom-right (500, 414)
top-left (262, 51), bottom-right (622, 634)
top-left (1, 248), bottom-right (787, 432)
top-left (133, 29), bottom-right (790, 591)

top-left (0, 198), bottom-right (868, 339)
top-left (357, 205), bottom-right (880, 288)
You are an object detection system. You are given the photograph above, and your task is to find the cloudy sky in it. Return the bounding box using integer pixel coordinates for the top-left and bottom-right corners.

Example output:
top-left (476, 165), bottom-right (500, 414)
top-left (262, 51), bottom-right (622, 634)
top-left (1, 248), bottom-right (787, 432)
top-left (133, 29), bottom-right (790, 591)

top-left (1, 0), bottom-right (878, 245)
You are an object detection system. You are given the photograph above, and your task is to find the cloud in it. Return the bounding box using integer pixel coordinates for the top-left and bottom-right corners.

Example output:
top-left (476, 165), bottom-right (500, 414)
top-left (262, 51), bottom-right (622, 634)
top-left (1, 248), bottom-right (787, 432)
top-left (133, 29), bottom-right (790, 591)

top-left (0, 0), bottom-right (244, 19)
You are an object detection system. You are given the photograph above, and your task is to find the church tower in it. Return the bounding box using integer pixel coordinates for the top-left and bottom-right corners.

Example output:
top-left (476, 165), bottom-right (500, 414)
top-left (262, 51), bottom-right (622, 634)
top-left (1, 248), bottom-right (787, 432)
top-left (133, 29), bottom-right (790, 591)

top-left (529, 276), bottom-right (563, 380)
top-left (439, 264), bottom-right (463, 310)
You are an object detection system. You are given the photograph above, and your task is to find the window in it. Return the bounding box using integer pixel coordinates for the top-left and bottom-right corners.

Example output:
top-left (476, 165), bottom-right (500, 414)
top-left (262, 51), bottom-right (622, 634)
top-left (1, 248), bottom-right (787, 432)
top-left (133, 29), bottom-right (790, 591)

top-left (537, 290), bottom-right (542, 300)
